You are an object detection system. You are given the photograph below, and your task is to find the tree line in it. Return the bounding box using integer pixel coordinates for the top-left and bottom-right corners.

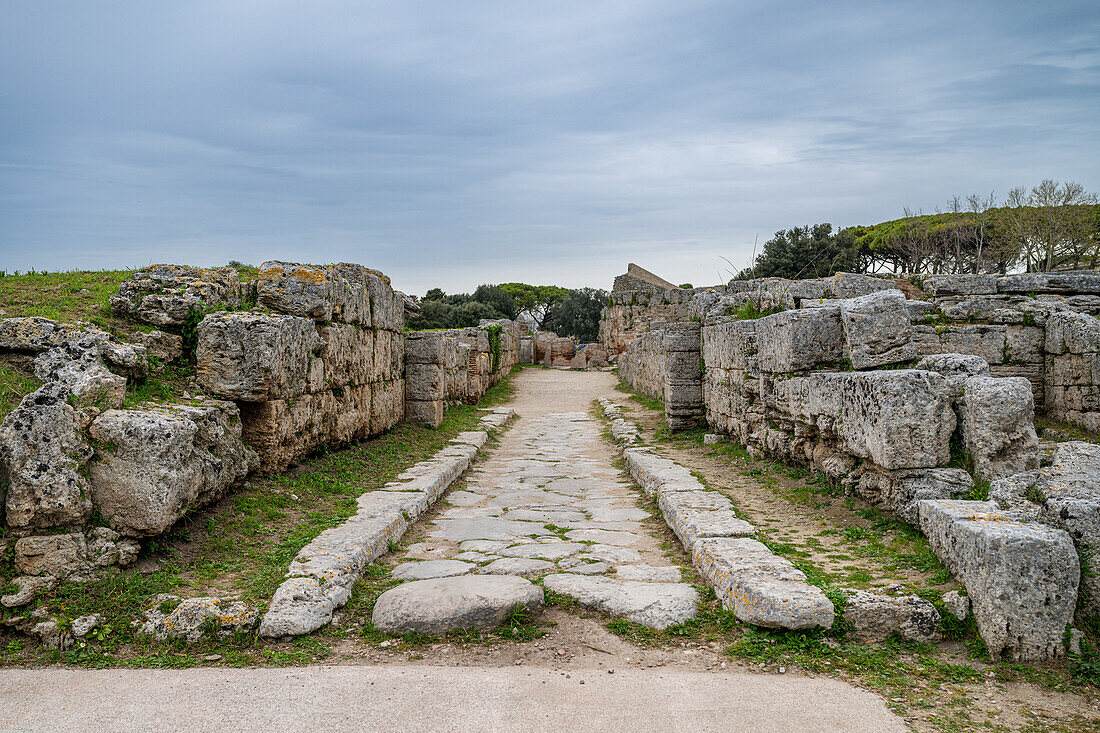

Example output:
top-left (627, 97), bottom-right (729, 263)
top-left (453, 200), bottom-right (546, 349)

top-left (738, 179), bottom-right (1099, 279)
top-left (406, 283), bottom-right (608, 342)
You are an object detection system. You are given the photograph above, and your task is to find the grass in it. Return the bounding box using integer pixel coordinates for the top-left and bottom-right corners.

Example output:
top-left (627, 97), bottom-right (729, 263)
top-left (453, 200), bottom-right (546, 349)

top-left (1036, 416), bottom-right (1100, 444)
top-left (0, 363), bottom-right (39, 417)
top-left (0, 269), bottom-right (134, 332)
top-left (0, 366), bottom-right (523, 667)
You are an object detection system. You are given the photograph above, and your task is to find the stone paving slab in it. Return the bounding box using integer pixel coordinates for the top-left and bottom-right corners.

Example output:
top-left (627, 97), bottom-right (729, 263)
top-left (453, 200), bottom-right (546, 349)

top-left (381, 397), bottom-right (702, 631)
top-left (258, 409), bottom-right (514, 638)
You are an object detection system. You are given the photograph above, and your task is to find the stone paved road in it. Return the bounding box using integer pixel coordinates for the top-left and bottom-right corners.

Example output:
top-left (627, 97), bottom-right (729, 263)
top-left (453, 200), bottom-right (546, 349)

top-left (390, 369), bottom-right (698, 628)
top-left (0, 665), bottom-right (906, 732)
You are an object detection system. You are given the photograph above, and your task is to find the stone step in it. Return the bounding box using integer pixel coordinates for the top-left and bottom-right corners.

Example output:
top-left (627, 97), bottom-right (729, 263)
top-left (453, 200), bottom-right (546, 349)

top-left (372, 575), bottom-right (544, 635)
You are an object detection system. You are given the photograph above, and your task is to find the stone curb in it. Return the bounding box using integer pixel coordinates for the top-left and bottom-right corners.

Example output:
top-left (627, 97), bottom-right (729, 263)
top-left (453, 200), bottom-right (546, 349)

top-left (257, 408), bottom-right (515, 638)
top-left (596, 399), bottom-right (834, 630)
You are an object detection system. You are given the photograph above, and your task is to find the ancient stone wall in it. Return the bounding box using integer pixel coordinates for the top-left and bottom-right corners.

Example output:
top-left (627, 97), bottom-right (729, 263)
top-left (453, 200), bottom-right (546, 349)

top-left (194, 261), bottom-right (406, 473)
top-left (620, 322), bottom-right (703, 430)
top-left (405, 320), bottom-right (522, 427)
top-left (599, 287), bottom-right (702, 357)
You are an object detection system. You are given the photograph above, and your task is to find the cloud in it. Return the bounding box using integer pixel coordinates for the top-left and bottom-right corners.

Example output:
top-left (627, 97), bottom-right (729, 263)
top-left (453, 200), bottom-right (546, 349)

top-left (1, 0), bottom-right (1098, 294)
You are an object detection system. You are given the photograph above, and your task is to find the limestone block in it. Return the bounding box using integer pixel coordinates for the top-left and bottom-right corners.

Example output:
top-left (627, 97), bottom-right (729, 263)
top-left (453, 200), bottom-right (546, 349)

top-left (692, 537), bottom-right (834, 629)
top-left (851, 467), bottom-right (973, 523)
top-left (917, 499), bottom-right (1079, 661)
top-left (319, 323), bottom-right (373, 389)
top-left (658, 492), bottom-right (754, 550)
top-left (137, 594), bottom-right (259, 643)
top-left (542, 574), bottom-right (697, 629)
top-left (998, 271), bottom-right (1100, 294)
top-left (1045, 311), bottom-right (1100, 356)
top-left (110, 265), bottom-right (242, 326)
top-left (915, 353), bottom-right (990, 395)
top-left (1005, 325), bottom-right (1044, 363)
top-left (88, 401), bottom-right (258, 536)
top-left (405, 399), bottom-right (444, 428)
top-left (14, 533), bottom-right (89, 578)
top-left (991, 441), bottom-right (1100, 615)
top-left (372, 576), bottom-right (544, 635)
top-left (134, 330), bottom-right (183, 363)
top-left (0, 382), bottom-right (93, 530)
top-left (405, 331), bottom-right (446, 364)
top-left (959, 376), bottom-right (1039, 480)
top-left (781, 371), bottom-right (955, 469)
top-left (922, 274), bottom-right (997, 296)
top-left (840, 289), bottom-right (916, 369)
top-left (371, 378), bottom-right (405, 434)
top-left (756, 307), bottom-right (844, 373)
top-left (912, 324), bottom-right (1007, 365)
top-left (196, 313), bottom-right (321, 401)
top-left (842, 589), bottom-right (941, 643)
top-left (34, 336), bottom-right (128, 409)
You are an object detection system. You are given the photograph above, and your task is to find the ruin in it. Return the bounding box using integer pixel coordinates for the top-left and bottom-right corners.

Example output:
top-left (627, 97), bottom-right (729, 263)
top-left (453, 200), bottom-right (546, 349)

top-left (0, 260), bottom-right (1096, 668)
top-left (605, 269), bottom-right (1100, 661)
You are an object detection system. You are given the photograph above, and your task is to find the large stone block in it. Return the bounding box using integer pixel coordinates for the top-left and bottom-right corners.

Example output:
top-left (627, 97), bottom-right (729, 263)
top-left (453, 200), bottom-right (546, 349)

top-left (755, 307), bottom-right (844, 373)
top-left (109, 265), bottom-right (242, 326)
top-left (319, 323), bottom-right (373, 389)
top-left (991, 441), bottom-right (1100, 616)
top-left (997, 271), bottom-right (1100, 295)
top-left (840, 289), bottom-right (916, 369)
top-left (405, 331), bottom-right (446, 365)
top-left (781, 370), bottom-right (955, 469)
top-left (1045, 311), bottom-right (1100, 356)
top-left (405, 399), bottom-right (444, 428)
top-left (0, 383), bottom-right (93, 530)
top-left (196, 313), bottom-right (321, 401)
top-left (911, 324), bottom-right (1007, 365)
top-left (692, 537), bottom-right (834, 629)
top-left (922, 274), bottom-right (997, 296)
top-left (918, 499), bottom-right (1078, 661)
top-left (87, 401), bottom-right (258, 536)
top-left (371, 378), bottom-right (405, 434)
top-left (851, 467), bottom-right (973, 524)
top-left (405, 363), bottom-right (444, 401)
top-left (959, 376), bottom-right (1039, 480)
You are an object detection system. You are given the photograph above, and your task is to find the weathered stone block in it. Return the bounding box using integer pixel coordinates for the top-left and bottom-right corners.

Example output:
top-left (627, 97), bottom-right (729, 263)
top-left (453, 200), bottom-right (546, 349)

top-left (840, 289), bottom-right (916, 369)
top-left (110, 265), bottom-right (242, 326)
top-left (0, 383), bottom-right (93, 530)
top-left (319, 323), bottom-right (373, 389)
top-left (922, 274), bottom-right (997, 296)
top-left (405, 399), bottom-right (444, 428)
top-left (842, 589), bottom-right (941, 643)
top-left (371, 378), bottom-right (404, 434)
top-left (959, 376), bottom-right (1039, 480)
top-left (196, 313), bottom-right (321, 401)
top-left (692, 537), bottom-right (834, 629)
top-left (1045, 311), bottom-right (1100, 356)
top-left (851, 467), bottom-right (973, 523)
top-left (405, 331), bottom-right (446, 364)
top-left (88, 401), bottom-right (258, 536)
top-left (918, 499), bottom-right (1078, 661)
top-left (912, 324), bottom-right (1007, 365)
top-left (998, 271), bottom-right (1100, 295)
top-left (781, 371), bottom-right (955, 469)
top-left (756, 307), bottom-right (844, 373)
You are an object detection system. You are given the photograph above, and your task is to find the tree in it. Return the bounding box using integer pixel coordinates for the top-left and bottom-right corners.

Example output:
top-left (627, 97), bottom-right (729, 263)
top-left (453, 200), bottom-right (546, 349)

top-left (498, 283), bottom-right (569, 329)
top-left (544, 288), bottom-right (608, 342)
top-left (1006, 180), bottom-right (1098, 271)
top-left (471, 284), bottom-right (517, 320)
top-left (423, 288), bottom-right (445, 301)
top-left (737, 224), bottom-right (860, 279)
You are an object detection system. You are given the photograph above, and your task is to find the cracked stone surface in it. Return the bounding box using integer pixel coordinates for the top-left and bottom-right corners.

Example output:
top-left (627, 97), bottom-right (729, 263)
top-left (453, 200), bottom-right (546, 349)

top-left (382, 369), bottom-right (698, 631)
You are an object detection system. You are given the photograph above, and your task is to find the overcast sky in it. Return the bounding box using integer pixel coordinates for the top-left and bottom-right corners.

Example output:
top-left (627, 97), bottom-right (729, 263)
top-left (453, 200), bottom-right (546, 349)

top-left (1, 1), bottom-right (1098, 295)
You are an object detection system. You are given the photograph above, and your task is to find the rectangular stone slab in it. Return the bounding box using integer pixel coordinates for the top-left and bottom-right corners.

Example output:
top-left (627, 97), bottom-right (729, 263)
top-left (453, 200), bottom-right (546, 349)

top-left (691, 537), bottom-right (834, 630)
top-left (917, 499), bottom-right (1078, 662)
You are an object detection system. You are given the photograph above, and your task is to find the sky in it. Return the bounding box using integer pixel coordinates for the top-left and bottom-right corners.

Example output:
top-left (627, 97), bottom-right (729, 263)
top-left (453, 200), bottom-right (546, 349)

top-left (1, 1), bottom-right (1098, 296)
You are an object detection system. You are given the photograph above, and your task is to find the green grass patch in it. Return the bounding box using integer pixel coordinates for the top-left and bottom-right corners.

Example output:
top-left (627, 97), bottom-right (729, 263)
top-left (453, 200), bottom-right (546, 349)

top-left (0, 363), bottom-right (39, 418)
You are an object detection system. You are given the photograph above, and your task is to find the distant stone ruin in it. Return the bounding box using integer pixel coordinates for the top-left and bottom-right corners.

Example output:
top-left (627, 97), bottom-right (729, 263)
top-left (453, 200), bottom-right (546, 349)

top-left (612, 263), bottom-right (680, 293)
top-left (604, 269), bottom-right (1100, 662)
